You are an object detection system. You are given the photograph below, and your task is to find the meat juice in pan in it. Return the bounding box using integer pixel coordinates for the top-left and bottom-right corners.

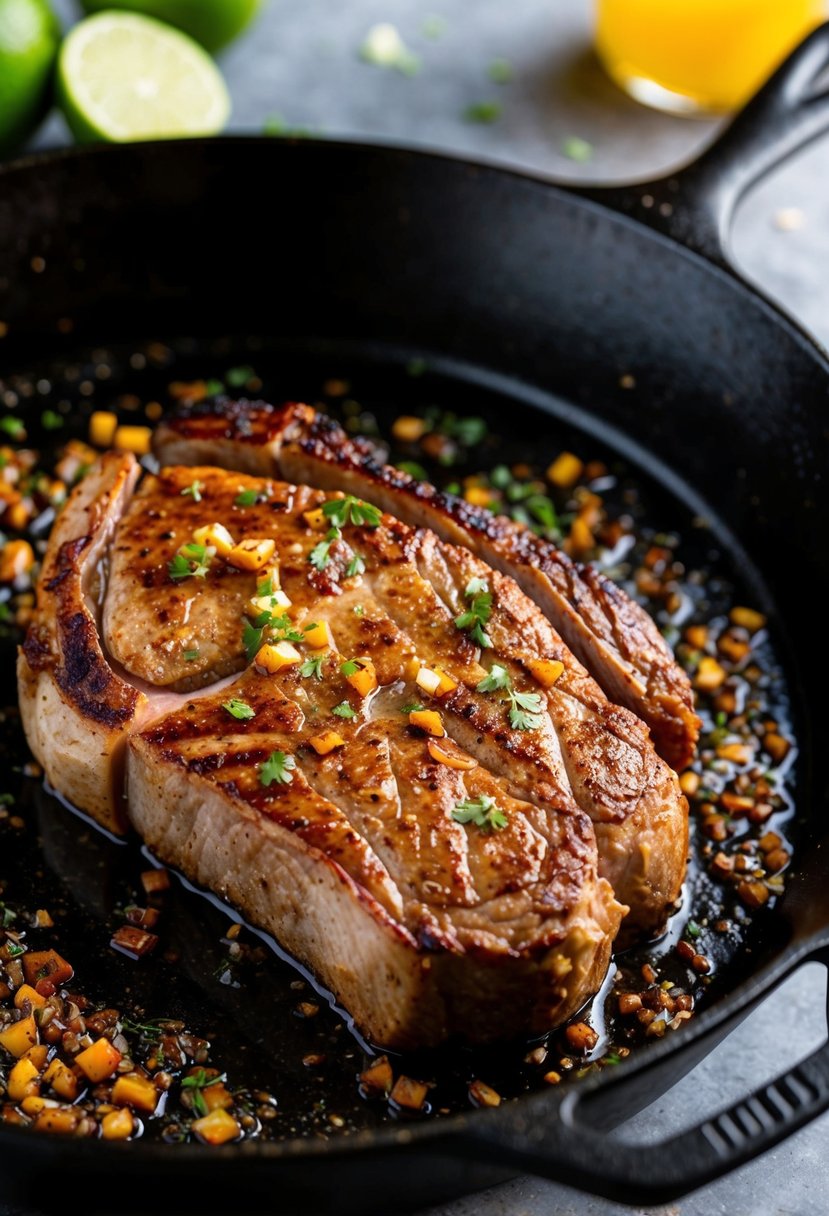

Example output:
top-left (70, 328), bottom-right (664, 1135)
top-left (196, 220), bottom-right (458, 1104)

top-left (0, 343), bottom-right (797, 1140)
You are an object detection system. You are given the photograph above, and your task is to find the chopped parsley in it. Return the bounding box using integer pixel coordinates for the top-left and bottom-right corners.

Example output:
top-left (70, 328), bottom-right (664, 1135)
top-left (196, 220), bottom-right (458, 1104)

top-left (235, 486), bottom-right (269, 507)
top-left (183, 648), bottom-right (200, 661)
top-left (475, 663), bottom-right (511, 692)
top-left (332, 701), bottom-right (357, 719)
top-left (222, 698), bottom-right (255, 721)
top-left (259, 751), bottom-right (296, 787)
top-left (168, 542), bottom-right (215, 581)
top-left (41, 409), bottom-right (64, 430)
top-left (322, 495), bottom-right (382, 530)
top-left (506, 688), bottom-right (546, 731)
top-left (346, 553), bottom-right (366, 577)
top-left (0, 416), bottom-right (25, 440)
top-left (400, 702), bottom-right (424, 714)
top-left (476, 665), bottom-right (546, 730)
top-left (308, 528), bottom-right (340, 572)
top-left (226, 365), bottom-right (256, 388)
top-left (451, 794), bottom-right (507, 832)
top-left (340, 659), bottom-right (360, 677)
top-left (488, 58), bottom-right (513, 84)
top-left (464, 100), bottom-right (502, 124)
top-left (454, 577), bottom-right (493, 648)
top-left (562, 135), bottom-right (594, 163)
top-left (181, 480), bottom-right (204, 503)
top-left (299, 653), bottom-right (326, 681)
top-left (353, 604), bottom-right (365, 616)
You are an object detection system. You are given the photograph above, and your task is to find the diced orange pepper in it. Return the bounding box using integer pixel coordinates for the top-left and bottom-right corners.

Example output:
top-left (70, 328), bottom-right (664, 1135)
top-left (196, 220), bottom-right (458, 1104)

top-left (201, 1081), bottom-right (234, 1113)
top-left (101, 1108), bottom-right (134, 1140)
top-left (7, 1057), bottom-right (41, 1102)
top-left (409, 709), bottom-right (444, 737)
top-left (0, 539), bottom-right (35, 582)
top-left (308, 731), bottom-right (346, 756)
top-left (0, 1015), bottom-right (38, 1058)
top-left (21, 1044), bottom-right (48, 1070)
top-left (547, 451), bottom-right (583, 488)
top-left (730, 606), bottom-right (766, 633)
top-left (427, 738), bottom-right (478, 771)
top-left (302, 620), bottom-right (333, 650)
top-left (74, 1037), bottom-right (122, 1083)
top-left (33, 1107), bottom-right (79, 1135)
top-left (13, 984), bottom-right (46, 1010)
top-left (464, 486), bottom-right (492, 508)
top-left (191, 1107), bottom-right (241, 1145)
top-left (344, 659), bottom-right (377, 699)
top-left (111, 1072), bottom-right (159, 1113)
top-left (42, 1058), bottom-right (80, 1101)
top-left (526, 658), bottom-right (564, 688)
top-left (22, 949), bottom-right (73, 988)
top-left (694, 656), bottom-right (726, 692)
top-left (255, 640), bottom-right (301, 672)
top-left (391, 416), bottom-right (426, 443)
top-left (113, 425), bottom-right (152, 455)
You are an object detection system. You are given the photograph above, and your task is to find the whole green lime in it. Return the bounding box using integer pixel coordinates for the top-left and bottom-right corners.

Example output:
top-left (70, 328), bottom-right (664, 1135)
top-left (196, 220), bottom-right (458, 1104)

top-left (0, 0), bottom-right (60, 157)
top-left (79, 0), bottom-right (263, 54)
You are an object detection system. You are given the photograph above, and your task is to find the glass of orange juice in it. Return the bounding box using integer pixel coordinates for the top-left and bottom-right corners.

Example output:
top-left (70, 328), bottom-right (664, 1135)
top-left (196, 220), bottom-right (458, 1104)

top-left (595, 0), bottom-right (826, 115)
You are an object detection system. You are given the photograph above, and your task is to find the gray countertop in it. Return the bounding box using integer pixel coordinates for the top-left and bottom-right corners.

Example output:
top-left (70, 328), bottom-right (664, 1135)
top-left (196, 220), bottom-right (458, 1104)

top-left (13, 1), bottom-right (829, 1213)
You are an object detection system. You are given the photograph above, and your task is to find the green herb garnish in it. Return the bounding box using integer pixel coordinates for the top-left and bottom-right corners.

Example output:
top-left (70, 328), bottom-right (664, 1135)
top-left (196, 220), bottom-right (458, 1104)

top-left (0, 417), bottom-right (25, 440)
top-left (506, 688), bottom-right (546, 731)
top-left (475, 664), bottom-right (511, 692)
top-left (454, 577), bottom-right (493, 648)
top-left (226, 365), bottom-right (256, 387)
top-left (181, 480), bottom-right (204, 503)
top-left (308, 528), bottom-right (340, 572)
top-left (464, 101), bottom-right (501, 124)
top-left (259, 751), bottom-right (296, 786)
top-left (562, 135), bottom-right (593, 163)
top-left (168, 542), bottom-right (214, 581)
top-left (400, 702), bottom-right (424, 714)
top-left (340, 659), bottom-right (360, 677)
top-left (222, 698), bottom-right (255, 721)
top-left (181, 1069), bottom-right (227, 1118)
top-left (322, 495), bottom-right (382, 530)
top-left (183, 648), bottom-right (200, 661)
top-left (300, 653), bottom-right (326, 680)
top-left (235, 486), bottom-right (270, 507)
top-left (451, 794), bottom-right (507, 832)
top-left (332, 701), bottom-right (357, 720)
top-left (41, 409), bottom-right (63, 430)
top-left (488, 58), bottom-right (513, 84)
top-left (346, 553), bottom-right (366, 577)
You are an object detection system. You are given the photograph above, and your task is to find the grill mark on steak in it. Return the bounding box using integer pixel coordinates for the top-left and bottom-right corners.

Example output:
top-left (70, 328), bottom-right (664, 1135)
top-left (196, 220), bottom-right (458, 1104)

top-left (153, 400), bottom-right (698, 768)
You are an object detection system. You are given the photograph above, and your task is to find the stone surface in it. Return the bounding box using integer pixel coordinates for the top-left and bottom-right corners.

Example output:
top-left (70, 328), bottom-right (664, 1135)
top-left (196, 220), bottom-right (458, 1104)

top-left (7, 2), bottom-right (829, 1213)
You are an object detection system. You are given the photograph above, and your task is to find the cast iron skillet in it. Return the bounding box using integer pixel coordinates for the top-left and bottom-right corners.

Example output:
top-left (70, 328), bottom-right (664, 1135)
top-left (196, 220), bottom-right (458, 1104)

top-left (1, 24), bottom-right (829, 1215)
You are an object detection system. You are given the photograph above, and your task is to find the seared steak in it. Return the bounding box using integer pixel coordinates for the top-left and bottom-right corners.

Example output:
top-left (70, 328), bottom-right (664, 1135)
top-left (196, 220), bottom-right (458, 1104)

top-left (18, 458), bottom-right (643, 1047)
top-left (154, 400), bottom-right (699, 770)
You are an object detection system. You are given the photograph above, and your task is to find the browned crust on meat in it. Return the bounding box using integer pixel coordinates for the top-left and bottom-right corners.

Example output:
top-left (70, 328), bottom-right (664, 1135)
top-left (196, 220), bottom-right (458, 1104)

top-left (17, 453), bottom-right (149, 833)
top-left (153, 400), bottom-right (699, 769)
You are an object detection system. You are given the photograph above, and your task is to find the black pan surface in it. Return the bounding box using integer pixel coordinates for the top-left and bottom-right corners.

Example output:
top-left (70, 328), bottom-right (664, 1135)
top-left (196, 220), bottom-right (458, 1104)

top-left (1, 24), bottom-right (829, 1214)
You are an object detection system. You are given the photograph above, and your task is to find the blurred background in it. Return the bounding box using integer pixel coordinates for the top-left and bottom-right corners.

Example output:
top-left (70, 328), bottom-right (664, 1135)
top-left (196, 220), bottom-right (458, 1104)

top-left (2, 0), bottom-right (828, 344)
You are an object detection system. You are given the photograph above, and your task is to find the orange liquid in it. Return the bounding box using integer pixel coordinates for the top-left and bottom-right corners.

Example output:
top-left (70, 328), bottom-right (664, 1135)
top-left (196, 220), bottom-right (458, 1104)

top-left (596, 0), bottom-right (826, 114)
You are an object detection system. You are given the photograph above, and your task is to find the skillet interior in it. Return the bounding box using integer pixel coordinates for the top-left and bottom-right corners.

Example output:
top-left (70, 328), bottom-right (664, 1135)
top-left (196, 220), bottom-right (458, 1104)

top-left (0, 140), bottom-right (826, 1211)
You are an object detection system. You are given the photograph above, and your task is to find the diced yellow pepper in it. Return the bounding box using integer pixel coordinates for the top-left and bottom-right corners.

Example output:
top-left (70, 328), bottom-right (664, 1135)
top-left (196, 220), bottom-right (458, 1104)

top-left (344, 659), bottom-right (377, 699)
top-left (303, 620), bottom-right (333, 650)
top-left (250, 589), bottom-right (292, 615)
top-left (427, 738), bottom-right (478, 770)
top-left (409, 709), bottom-right (445, 737)
top-left (42, 1057), bottom-right (79, 1101)
top-left (0, 1015), bottom-right (38, 1058)
top-left (227, 537), bottom-right (276, 571)
top-left (391, 415), bottom-right (426, 443)
top-left (111, 1072), bottom-right (159, 1113)
top-left (13, 984), bottom-right (46, 1010)
top-left (303, 507), bottom-right (328, 530)
top-left (89, 411), bottom-right (118, 448)
top-left (101, 1108), bottom-right (134, 1140)
top-left (255, 640), bottom-right (301, 673)
top-left (21, 1095), bottom-right (58, 1116)
top-left (464, 486), bottom-right (492, 508)
top-left (201, 1081), bottom-right (234, 1113)
top-left (434, 667), bottom-right (457, 696)
top-left (33, 1107), bottom-right (79, 1135)
top-left (526, 658), bottom-right (564, 688)
top-left (7, 1057), bottom-right (41, 1102)
top-left (193, 522), bottom-right (234, 559)
top-left (309, 731), bottom-right (346, 756)
top-left (730, 606), bottom-right (767, 633)
top-left (0, 539), bottom-right (35, 582)
top-left (21, 1044), bottom-right (48, 1070)
top-left (694, 656), bottom-right (726, 692)
top-left (547, 451), bottom-right (583, 488)
top-left (74, 1037), bottom-right (122, 1083)
top-left (113, 425), bottom-right (152, 455)
top-left (404, 657), bottom-right (422, 681)
top-left (191, 1107), bottom-right (241, 1145)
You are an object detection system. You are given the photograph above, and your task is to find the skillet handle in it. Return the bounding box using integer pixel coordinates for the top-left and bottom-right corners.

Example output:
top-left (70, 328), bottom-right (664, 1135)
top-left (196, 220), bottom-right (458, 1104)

top-left (456, 948), bottom-right (829, 1204)
top-left (583, 21), bottom-right (829, 267)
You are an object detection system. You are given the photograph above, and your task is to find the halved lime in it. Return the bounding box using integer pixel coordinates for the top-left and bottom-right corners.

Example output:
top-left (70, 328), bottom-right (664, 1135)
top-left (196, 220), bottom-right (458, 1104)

top-left (79, 0), bottom-right (263, 55)
top-left (56, 11), bottom-right (231, 144)
top-left (0, 0), bottom-right (60, 156)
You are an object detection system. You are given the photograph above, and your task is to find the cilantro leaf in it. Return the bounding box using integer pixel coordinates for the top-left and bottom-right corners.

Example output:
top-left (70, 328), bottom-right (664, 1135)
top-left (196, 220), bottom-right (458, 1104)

top-left (340, 659), bottom-right (360, 677)
top-left (309, 528), bottom-right (340, 571)
top-left (321, 495), bottom-right (381, 530)
top-left (476, 664), bottom-right (511, 692)
top-left (507, 688), bottom-right (546, 731)
top-left (259, 751), bottom-right (296, 786)
top-left (183, 648), bottom-right (200, 661)
top-left (400, 702), bottom-right (424, 714)
top-left (243, 615), bottom-right (269, 663)
top-left (332, 701), bottom-right (357, 720)
top-left (222, 698), bottom-right (255, 721)
top-left (300, 653), bottom-right (325, 680)
top-left (451, 794), bottom-right (507, 832)
top-left (235, 485), bottom-right (270, 507)
top-left (346, 553), bottom-right (366, 577)
top-left (454, 578), bottom-right (493, 648)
